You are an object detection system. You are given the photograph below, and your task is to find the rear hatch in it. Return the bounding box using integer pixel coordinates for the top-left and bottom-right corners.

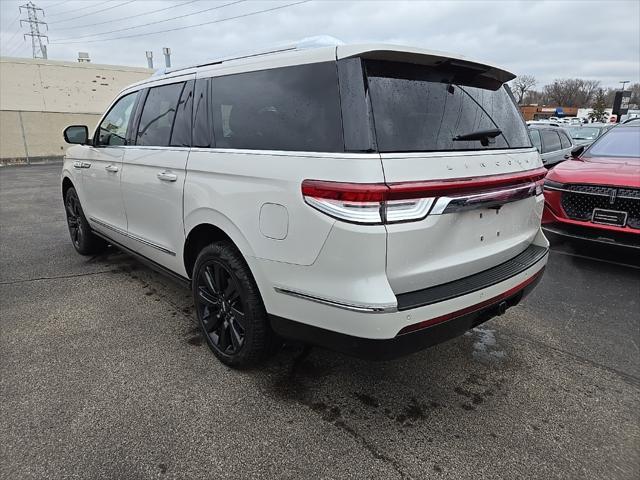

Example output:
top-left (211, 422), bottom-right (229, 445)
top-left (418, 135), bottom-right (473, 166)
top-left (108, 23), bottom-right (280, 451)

top-left (348, 50), bottom-right (545, 294)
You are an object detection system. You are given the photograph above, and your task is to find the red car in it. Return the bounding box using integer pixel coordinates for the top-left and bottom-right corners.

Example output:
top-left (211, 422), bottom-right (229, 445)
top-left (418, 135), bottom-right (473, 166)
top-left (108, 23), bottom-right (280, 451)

top-left (542, 123), bottom-right (640, 249)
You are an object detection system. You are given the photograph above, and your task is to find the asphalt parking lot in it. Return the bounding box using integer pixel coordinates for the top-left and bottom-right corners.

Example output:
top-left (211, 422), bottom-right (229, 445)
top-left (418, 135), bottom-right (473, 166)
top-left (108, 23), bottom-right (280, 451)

top-left (1, 163), bottom-right (639, 480)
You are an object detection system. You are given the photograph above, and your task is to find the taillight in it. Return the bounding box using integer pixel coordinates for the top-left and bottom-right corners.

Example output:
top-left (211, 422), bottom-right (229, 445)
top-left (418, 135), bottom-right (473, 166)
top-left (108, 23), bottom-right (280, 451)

top-left (301, 181), bottom-right (389, 224)
top-left (302, 168), bottom-right (547, 225)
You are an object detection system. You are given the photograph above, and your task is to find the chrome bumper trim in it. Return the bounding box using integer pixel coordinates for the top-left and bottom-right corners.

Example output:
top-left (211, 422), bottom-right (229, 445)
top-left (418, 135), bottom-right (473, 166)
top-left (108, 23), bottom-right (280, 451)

top-left (274, 287), bottom-right (398, 313)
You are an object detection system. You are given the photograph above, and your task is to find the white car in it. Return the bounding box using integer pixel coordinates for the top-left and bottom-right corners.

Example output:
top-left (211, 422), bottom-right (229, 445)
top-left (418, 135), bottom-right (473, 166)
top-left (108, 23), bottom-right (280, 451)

top-left (61, 42), bottom-right (549, 367)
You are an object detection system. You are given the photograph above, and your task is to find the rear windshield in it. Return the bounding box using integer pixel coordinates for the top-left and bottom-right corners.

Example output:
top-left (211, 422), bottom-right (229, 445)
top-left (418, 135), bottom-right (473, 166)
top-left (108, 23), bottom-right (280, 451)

top-left (567, 126), bottom-right (601, 140)
top-left (583, 127), bottom-right (640, 159)
top-left (365, 60), bottom-right (531, 153)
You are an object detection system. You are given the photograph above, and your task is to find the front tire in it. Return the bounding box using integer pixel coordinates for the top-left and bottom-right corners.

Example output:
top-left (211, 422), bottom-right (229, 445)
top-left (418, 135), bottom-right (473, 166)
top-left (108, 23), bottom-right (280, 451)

top-left (64, 187), bottom-right (106, 255)
top-left (192, 242), bottom-right (275, 368)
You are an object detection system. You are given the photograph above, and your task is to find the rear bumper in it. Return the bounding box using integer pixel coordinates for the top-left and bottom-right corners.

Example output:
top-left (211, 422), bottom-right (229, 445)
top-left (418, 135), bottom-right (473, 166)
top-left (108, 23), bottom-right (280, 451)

top-left (270, 267), bottom-right (544, 360)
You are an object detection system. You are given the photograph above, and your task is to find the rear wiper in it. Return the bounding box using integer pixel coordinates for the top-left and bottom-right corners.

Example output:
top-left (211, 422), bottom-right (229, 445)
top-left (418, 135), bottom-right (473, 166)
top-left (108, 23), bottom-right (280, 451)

top-left (453, 128), bottom-right (502, 146)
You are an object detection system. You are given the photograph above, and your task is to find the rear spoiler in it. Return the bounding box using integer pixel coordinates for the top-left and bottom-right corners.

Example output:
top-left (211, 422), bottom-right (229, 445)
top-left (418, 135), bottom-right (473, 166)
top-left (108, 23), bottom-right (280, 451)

top-left (337, 44), bottom-right (515, 90)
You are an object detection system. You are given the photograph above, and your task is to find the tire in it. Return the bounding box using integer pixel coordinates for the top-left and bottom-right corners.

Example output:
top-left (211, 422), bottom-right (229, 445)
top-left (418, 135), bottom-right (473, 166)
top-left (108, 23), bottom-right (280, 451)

top-left (192, 242), bottom-right (275, 368)
top-left (64, 187), bottom-right (107, 255)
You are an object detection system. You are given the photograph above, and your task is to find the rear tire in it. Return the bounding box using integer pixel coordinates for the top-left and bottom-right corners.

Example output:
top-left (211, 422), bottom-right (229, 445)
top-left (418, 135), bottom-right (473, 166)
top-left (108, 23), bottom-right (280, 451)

top-left (192, 242), bottom-right (275, 368)
top-left (64, 187), bottom-right (107, 255)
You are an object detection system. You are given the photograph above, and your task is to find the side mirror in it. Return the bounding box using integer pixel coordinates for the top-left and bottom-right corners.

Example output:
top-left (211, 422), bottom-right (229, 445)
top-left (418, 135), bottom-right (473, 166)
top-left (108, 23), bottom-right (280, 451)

top-left (570, 145), bottom-right (585, 159)
top-left (63, 125), bottom-right (89, 145)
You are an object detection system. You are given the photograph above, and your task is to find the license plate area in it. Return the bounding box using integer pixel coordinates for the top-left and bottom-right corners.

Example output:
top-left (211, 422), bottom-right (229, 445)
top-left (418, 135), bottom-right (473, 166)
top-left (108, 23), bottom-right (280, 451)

top-left (591, 208), bottom-right (627, 227)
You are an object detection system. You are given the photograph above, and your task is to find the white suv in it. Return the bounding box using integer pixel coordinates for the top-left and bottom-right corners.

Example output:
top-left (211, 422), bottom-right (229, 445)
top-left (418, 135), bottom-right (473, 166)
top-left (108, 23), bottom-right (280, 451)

top-left (62, 43), bottom-right (549, 367)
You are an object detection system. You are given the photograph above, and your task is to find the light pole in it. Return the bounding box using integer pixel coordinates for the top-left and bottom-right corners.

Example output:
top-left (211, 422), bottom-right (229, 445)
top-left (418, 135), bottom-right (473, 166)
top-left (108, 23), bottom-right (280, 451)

top-left (619, 80), bottom-right (630, 91)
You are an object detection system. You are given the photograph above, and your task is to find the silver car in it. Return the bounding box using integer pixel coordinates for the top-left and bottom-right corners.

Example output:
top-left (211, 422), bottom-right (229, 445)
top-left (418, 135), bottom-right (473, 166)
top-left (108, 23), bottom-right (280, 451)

top-left (528, 124), bottom-right (574, 167)
top-left (565, 123), bottom-right (614, 147)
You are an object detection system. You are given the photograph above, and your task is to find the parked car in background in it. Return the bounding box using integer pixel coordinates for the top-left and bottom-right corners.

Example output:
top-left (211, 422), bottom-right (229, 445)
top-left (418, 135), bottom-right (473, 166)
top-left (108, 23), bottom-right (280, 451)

top-left (527, 120), bottom-right (561, 127)
top-left (542, 123), bottom-right (640, 249)
top-left (528, 124), bottom-right (574, 167)
top-left (566, 123), bottom-right (614, 147)
top-left (60, 42), bottom-right (548, 367)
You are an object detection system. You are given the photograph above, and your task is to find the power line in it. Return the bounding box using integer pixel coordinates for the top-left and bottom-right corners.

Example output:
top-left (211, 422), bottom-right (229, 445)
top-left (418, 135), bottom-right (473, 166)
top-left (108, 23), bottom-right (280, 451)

top-left (2, 11), bottom-right (21, 29)
top-left (50, 0), bottom-right (311, 45)
top-left (54, 0), bottom-right (201, 31)
top-left (43, 0), bottom-right (73, 10)
top-left (49, 0), bottom-right (134, 23)
top-left (8, 32), bottom-right (30, 54)
top-left (2, 28), bottom-right (24, 53)
top-left (45, 1), bottom-right (112, 18)
top-left (52, 0), bottom-right (244, 41)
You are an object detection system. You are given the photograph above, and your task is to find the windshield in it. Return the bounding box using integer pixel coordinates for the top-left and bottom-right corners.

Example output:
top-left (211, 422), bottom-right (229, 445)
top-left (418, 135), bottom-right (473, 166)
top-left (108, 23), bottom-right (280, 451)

top-left (567, 126), bottom-right (600, 140)
top-left (583, 127), bottom-right (640, 159)
top-left (365, 60), bottom-right (531, 152)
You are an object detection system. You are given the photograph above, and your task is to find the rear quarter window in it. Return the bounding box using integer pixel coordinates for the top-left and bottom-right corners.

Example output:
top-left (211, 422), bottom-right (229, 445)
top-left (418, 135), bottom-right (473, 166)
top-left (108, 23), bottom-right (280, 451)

top-left (541, 130), bottom-right (561, 153)
top-left (209, 62), bottom-right (343, 152)
top-left (529, 129), bottom-right (542, 151)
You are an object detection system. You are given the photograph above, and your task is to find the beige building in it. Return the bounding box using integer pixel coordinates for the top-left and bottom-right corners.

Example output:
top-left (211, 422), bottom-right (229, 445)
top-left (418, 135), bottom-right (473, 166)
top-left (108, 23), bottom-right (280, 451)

top-left (0, 56), bottom-right (152, 164)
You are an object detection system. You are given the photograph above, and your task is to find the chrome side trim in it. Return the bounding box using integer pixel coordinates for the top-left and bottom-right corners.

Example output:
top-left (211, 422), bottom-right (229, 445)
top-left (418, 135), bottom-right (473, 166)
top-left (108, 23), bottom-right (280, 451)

top-left (89, 217), bottom-right (176, 256)
top-left (431, 183), bottom-right (538, 215)
top-left (274, 287), bottom-right (397, 313)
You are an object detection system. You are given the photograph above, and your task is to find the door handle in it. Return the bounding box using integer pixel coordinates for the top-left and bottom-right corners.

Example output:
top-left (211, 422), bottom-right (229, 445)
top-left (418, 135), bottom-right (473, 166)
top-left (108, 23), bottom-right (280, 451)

top-left (105, 164), bottom-right (119, 173)
top-left (157, 171), bottom-right (177, 182)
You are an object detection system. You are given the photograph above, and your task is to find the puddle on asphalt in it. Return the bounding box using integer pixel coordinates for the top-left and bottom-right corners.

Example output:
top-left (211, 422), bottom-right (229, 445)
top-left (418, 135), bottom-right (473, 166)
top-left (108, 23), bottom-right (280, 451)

top-left (465, 327), bottom-right (506, 362)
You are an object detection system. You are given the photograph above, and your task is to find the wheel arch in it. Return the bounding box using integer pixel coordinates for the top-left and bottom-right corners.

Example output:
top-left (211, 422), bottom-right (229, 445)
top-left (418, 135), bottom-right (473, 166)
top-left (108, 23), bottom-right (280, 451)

top-left (183, 209), bottom-right (256, 279)
top-left (62, 176), bottom-right (74, 200)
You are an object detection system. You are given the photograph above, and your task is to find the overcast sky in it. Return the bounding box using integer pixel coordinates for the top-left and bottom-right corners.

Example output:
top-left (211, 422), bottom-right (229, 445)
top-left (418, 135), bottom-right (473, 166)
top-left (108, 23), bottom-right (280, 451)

top-left (1, 0), bottom-right (638, 88)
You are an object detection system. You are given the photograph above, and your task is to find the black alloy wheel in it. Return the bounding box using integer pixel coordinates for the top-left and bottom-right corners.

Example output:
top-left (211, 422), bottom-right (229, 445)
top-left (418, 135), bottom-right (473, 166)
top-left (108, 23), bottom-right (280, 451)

top-left (192, 242), bottom-right (276, 367)
top-left (65, 189), bottom-right (84, 249)
top-left (195, 261), bottom-right (246, 355)
top-left (63, 187), bottom-right (106, 255)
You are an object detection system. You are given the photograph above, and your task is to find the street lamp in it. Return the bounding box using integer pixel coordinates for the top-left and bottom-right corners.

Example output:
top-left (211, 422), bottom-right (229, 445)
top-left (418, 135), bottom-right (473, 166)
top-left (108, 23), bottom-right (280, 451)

top-left (619, 80), bottom-right (630, 91)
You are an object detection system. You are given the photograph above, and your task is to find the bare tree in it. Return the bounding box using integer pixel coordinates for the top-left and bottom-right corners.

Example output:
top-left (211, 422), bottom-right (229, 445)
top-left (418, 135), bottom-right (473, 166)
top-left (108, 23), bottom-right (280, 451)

top-left (543, 78), bottom-right (601, 107)
top-left (511, 75), bottom-right (537, 104)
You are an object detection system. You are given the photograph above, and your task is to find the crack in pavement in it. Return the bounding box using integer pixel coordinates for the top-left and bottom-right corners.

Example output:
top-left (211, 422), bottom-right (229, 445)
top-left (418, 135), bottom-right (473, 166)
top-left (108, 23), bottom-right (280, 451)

top-left (506, 330), bottom-right (640, 389)
top-left (0, 269), bottom-right (118, 285)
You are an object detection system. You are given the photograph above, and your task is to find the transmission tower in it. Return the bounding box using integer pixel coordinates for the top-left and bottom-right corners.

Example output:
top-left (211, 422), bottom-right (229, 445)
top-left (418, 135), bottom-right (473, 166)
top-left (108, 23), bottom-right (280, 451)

top-left (19, 2), bottom-right (48, 59)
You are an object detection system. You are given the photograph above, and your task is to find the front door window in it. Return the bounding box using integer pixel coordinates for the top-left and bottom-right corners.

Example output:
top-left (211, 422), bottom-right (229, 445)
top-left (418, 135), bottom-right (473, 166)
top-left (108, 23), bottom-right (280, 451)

top-left (96, 92), bottom-right (139, 146)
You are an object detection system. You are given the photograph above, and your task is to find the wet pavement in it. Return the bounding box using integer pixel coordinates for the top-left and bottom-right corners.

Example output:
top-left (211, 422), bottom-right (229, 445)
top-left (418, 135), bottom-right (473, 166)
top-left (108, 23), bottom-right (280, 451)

top-left (1, 164), bottom-right (639, 479)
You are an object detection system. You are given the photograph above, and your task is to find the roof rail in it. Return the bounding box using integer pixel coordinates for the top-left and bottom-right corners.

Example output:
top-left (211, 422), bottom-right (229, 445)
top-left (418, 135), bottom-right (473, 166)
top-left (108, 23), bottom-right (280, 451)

top-left (162, 35), bottom-right (343, 76)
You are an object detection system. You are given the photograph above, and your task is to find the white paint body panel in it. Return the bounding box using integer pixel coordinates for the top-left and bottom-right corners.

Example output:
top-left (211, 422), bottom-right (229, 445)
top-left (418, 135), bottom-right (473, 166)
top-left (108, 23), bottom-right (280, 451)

top-left (184, 150), bottom-right (383, 266)
top-left (62, 43), bottom-right (547, 342)
top-left (381, 148), bottom-right (545, 293)
top-left (78, 145), bottom-right (130, 245)
top-left (120, 146), bottom-right (189, 274)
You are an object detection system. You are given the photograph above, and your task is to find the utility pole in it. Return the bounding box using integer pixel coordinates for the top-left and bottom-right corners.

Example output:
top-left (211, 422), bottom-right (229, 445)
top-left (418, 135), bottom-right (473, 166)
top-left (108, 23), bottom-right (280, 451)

top-left (19, 2), bottom-right (48, 59)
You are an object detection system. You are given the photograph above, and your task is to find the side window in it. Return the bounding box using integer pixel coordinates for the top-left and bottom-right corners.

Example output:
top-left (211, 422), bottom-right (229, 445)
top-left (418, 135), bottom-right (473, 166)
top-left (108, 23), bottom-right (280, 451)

top-left (170, 80), bottom-right (194, 147)
top-left (210, 62), bottom-right (343, 152)
top-left (559, 131), bottom-right (572, 149)
top-left (136, 82), bottom-right (184, 147)
top-left (192, 78), bottom-right (213, 148)
top-left (529, 129), bottom-right (542, 152)
top-left (96, 92), bottom-right (138, 146)
top-left (541, 130), bottom-right (561, 153)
